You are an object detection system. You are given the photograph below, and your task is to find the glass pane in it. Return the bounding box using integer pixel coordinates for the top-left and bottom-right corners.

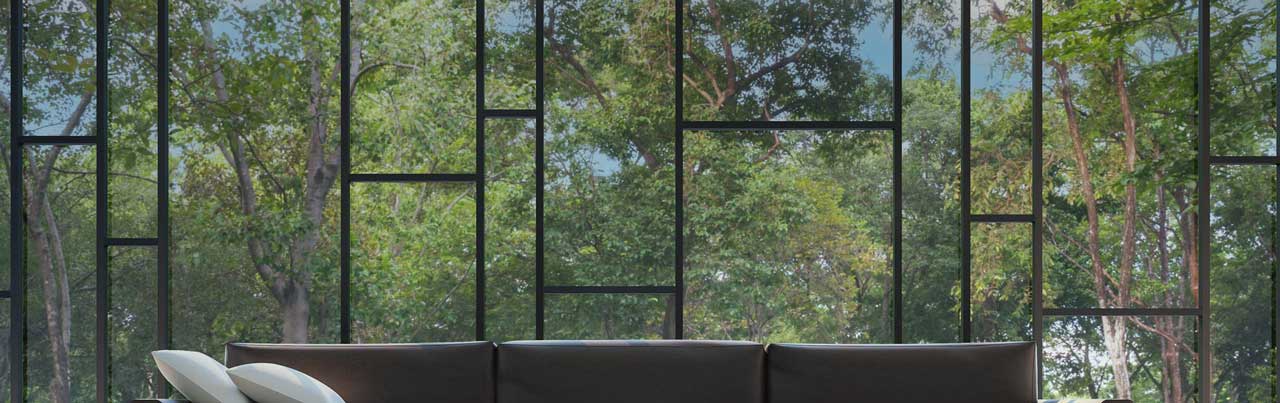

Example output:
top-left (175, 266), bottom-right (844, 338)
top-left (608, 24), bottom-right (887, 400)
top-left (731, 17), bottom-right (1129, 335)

top-left (108, 0), bottom-right (159, 238)
top-left (485, 0), bottom-right (535, 109)
top-left (545, 0), bottom-right (675, 287)
top-left (1210, 165), bottom-right (1276, 402)
top-left (971, 222), bottom-right (1031, 342)
top-left (682, 0), bottom-right (893, 121)
top-left (902, 0), bottom-right (961, 343)
top-left (109, 246), bottom-right (158, 401)
top-left (485, 119), bottom-right (536, 341)
top-left (684, 130), bottom-right (893, 343)
top-left (1210, 0), bottom-right (1277, 156)
top-left (352, 0), bottom-right (476, 174)
top-left (24, 145), bottom-right (96, 403)
top-left (1043, 315), bottom-right (1199, 403)
top-left (1043, 1), bottom-right (1199, 309)
top-left (546, 293), bottom-right (672, 339)
top-left (24, 0), bottom-right (96, 137)
top-left (170, 0), bottom-right (342, 354)
top-left (971, 0), bottom-right (1032, 214)
top-left (352, 182), bottom-right (476, 342)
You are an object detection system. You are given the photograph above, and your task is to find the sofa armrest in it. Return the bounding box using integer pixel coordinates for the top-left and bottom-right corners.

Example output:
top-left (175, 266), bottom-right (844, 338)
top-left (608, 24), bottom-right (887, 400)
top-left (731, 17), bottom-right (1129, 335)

top-left (1039, 400), bottom-right (1132, 403)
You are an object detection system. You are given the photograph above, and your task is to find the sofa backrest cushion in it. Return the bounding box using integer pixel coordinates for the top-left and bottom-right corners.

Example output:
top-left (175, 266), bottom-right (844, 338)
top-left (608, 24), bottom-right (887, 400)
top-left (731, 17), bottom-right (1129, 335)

top-left (767, 342), bottom-right (1036, 403)
top-left (497, 340), bottom-right (764, 403)
top-left (225, 342), bottom-right (494, 403)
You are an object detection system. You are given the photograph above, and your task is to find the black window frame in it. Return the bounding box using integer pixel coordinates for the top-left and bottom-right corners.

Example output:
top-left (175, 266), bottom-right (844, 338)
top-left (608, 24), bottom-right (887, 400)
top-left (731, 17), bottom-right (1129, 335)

top-left (2, 0), bottom-right (1275, 401)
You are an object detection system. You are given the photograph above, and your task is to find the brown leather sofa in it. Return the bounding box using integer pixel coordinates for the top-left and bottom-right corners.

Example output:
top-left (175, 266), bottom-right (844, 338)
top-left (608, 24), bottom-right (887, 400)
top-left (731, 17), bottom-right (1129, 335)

top-left (135, 340), bottom-right (1130, 403)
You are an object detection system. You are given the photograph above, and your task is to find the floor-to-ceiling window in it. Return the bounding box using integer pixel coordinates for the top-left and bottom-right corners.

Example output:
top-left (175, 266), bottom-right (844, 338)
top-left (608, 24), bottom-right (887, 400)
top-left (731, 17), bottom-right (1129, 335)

top-left (3, 0), bottom-right (1276, 400)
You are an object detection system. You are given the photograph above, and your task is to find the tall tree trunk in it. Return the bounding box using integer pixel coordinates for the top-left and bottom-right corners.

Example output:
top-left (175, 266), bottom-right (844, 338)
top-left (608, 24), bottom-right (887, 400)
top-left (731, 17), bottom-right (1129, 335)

top-left (662, 295), bottom-right (678, 339)
top-left (196, 3), bottom-right (343, 342)
top-left (1110, 56), bottom-right (1141, 400)
top-left (1154, 180), bottom-right (1187, 403)
top-left (1113, 58), bottom-right (1138, 311)
top-left (281, 283), bottom-right (310, 343)
top-left (1053, 61), bottom-right (1131, 399)
top-left (1155, 315), bottom-right (1185, 403)
top-left (25, 90), bottom-right (94, 403)
top-left (28, 147), bottom-right (72, 403)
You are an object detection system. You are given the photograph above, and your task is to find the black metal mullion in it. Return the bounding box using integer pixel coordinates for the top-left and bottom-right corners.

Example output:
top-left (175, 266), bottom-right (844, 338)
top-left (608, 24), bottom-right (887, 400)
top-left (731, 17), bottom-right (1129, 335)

top-left (157, 0), bottom-right (171, 396)
top-left (483, 109), bottom-right (537, 118)
top-left (1197, 0), bottom-right (1212, 399)
top-left (682, 120), bottom-right (895, 131)
top-left (156, 0), bottom-right (170, 331)
top-left (340, 0), bottom-right (352, 344)
top-left (1043, 307), bottom-right (1201, 316)
top-left (960, 0), bottom-right (971, 344)
top-left (970, 214), bottom-right (1034, 223)
top-left (544, 286), bottom-right (677, 294)
top-left (1031, 0), bottom-right (1045, 394)
top-left (348, 173), bottom-right (480, 183)
top-left (534, 0), bottom-right (546, 340)
top-left (475, 0), bottom-right (486, 341)
top-left (674, 0), bottom-right (685, 341)
top-left (106, 237), bottom-right (158, 246)
top-left (16, 135), bottom-right (97, 145)
top-left (95, 0), bottom-right (109, 398)
top-left (891, 0), bottom-right (903, 344)
top-left (1209, 156), bottom-right (1280, 165)
top-left (7, 0), bottom-right (22, 398)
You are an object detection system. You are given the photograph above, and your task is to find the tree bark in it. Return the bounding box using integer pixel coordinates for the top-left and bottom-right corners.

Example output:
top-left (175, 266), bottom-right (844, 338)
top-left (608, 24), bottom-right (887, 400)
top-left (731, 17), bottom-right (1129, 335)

top-left (195, 4), bottom-right (343, 342)
top-left (1109, 56), bottom-right (1140, 400)
top-left (1053, 60), bottom-right (1131, 399)
top-left (25, 89), bottom-right (94, 403)
top-left (1113, 58), bottom-right (1138, 312)
top-left (28, 147), bottom-right (72, 403)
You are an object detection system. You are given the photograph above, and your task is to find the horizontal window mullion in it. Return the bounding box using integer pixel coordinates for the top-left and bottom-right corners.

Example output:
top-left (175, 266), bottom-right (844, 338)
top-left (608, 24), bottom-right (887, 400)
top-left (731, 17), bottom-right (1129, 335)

top-left (348, 173), bottom-right (480, 183)
top-left (483, 109), bottom-right (538, 119)
top-left (1209, 156), bottom-right (1280, 165)
top-left (971, 214), bottom-right (1034, 223)
top-left (1043, 307), bottom-right (1200, 316)
top-left (105, 238), bottom-right (158, 247)
top-left (682, 120), bottom-right (896, 131)
top-left (17, 135), bottom-right (98, 145)
top-left (543, 286), bottom-right (676, 294)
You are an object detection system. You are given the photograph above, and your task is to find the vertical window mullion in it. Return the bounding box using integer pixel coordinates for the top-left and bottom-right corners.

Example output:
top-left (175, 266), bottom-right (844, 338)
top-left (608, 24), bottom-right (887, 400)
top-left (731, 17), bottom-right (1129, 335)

top-left (1031, 0), bottom-right (1045, 395)
top-left (960, 0), bottom-right (972, 344)
top-left (6, 0), bottom-right (22, 399)
top-left (892, 0), bottom-right (904, 344)
top-left (475, 0), bottom-right (487, 342)
top-left (1196, 0), bottom-right (1213, 400)
top-left (534, 0), bottom-right (546, 341)
top-left (94, 0), bottom-right (109, 399)
top-left (156, 0), bottom-right (171, 384)
top-left (339, 0), bottom-right (352, 345)
top-left (674, 0), bottom-right (686, 341)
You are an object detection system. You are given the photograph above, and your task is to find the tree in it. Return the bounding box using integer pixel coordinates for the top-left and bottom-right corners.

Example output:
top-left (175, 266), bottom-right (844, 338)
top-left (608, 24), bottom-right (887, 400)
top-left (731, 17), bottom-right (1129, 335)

top-left (4, 0), bottom-right (1277, 401)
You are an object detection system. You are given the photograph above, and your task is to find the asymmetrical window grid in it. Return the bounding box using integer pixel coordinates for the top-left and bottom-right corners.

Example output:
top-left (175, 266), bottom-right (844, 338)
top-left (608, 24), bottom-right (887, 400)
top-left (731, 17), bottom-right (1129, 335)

top-left (0, 0), bottom-right (1277, 401)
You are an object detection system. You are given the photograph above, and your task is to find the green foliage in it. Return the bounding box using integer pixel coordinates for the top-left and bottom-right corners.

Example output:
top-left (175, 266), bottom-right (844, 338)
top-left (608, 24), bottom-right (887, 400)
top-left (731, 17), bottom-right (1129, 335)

top-left (0, 0), bottom-right (1275, 402)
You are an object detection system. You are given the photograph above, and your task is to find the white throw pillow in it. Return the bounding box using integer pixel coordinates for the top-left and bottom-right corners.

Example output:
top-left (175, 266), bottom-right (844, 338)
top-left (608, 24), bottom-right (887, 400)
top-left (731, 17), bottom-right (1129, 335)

top-left (227, 363), bottom-right (345, 403)
top-left (151, 350), bottom-right (251, 403)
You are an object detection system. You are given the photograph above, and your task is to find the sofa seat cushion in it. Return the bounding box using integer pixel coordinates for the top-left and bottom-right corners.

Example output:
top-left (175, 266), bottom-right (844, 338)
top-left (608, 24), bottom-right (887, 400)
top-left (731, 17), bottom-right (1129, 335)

top-left (225, 342), bottom-right (494, 403)
top-left (768, 342), bottom-right (1037, 403)
top-left (498, 340), bottom-right (764, 403)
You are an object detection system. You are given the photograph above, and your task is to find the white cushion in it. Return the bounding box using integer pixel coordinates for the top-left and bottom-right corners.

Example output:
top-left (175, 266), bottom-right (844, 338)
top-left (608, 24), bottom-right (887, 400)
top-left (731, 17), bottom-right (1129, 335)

top-left (227, 363), bottom-right (346, 403)
top-left (152, 350), bottom-right (251, 403)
